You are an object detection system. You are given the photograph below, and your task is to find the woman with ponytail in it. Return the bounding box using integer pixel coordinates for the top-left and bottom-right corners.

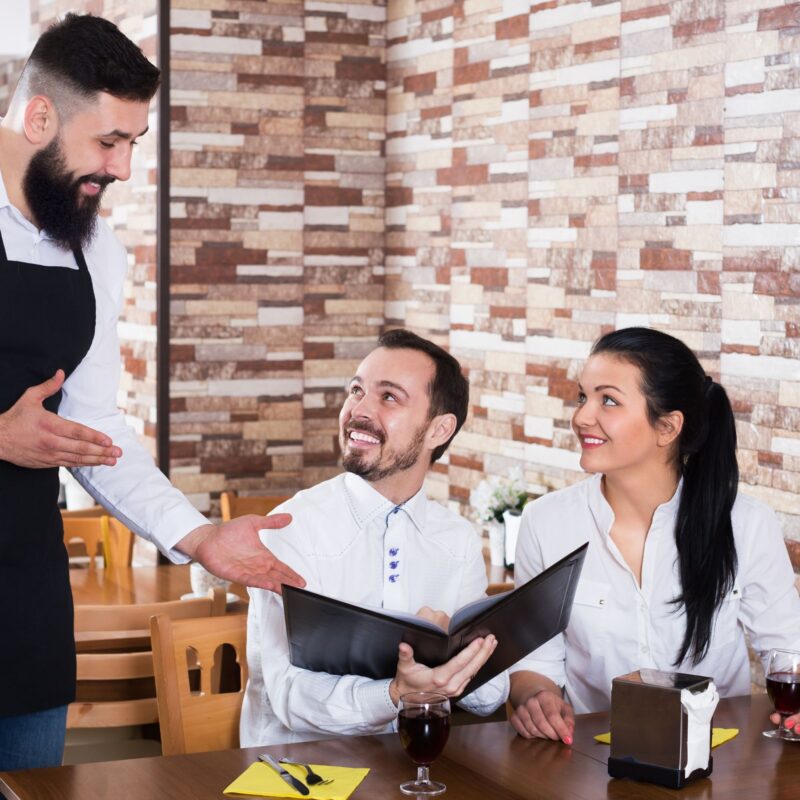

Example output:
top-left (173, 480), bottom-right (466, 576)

top-left (508, 327), bottom-right (800, 744)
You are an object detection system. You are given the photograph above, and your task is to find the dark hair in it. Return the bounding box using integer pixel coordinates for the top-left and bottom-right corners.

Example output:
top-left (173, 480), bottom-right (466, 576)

top-left (377, 329), bottom-right (469, 463)
top-left (591, 327), bottom-right (738, 665)
top-left (23, 13), bottom-right (160, 104)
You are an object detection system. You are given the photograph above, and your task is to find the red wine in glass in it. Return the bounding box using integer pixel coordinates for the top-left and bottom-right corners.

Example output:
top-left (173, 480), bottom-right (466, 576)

top-left (766, 672), bottom-right (800, 716)
top-left (398, 692), bottom-right (451, 796)
top-left (399, 705), bottom-right (451, 765)
top-left (763, 649), bottom-right (800, 741)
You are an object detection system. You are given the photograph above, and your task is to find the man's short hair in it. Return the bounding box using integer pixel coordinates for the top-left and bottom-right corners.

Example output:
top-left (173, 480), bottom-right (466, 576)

top-left (18, 13), bottom-right (160, 117)
top-left (377, 329), bottom-right (469, 463)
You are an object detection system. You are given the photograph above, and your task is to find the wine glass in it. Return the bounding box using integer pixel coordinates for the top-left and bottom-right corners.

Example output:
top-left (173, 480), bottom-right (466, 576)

top-left (763, 648), bottom-right (800, 741)
top-left (397, 691), bottom-right (451, 796)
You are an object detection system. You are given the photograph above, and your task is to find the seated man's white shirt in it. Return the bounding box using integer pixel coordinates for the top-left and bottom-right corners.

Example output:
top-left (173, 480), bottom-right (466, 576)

top-left (510, 473), bottom-right (800, 714)
top-left (240, 472), bottom-right (510, 746)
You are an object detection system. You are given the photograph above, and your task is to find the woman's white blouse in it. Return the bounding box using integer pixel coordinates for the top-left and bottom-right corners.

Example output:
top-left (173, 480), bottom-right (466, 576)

top-left (510, 473), bottom-right (800, 714)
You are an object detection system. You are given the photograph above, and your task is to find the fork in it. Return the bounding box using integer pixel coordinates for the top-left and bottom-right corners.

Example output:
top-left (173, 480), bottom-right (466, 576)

top-left (279, 757), bottom-right (333, 786)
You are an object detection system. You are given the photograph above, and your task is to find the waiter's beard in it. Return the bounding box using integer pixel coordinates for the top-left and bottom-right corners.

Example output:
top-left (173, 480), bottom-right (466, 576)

top-left (22, 137), bottom-right (115, 251)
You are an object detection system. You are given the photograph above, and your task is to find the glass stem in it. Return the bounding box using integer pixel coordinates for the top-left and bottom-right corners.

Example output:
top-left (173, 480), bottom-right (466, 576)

top-left (417, 766), bottom-right (431, 785)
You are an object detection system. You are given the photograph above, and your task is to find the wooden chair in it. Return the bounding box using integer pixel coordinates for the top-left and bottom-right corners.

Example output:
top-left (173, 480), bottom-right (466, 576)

top-left (150, 612), bottom-right (248, 755)
top-left (104, 518), bottom-right (134, 567)
top-left (68, 589), bottom-right (227, 730)
top-left (62, 514), bottom-right (134, 567)
top-left (61, 505), bottom-right (105, 517)
top-left (220, 491), bottom-right (289, 521)
top-left (63, 515), bottom-right (109, 563)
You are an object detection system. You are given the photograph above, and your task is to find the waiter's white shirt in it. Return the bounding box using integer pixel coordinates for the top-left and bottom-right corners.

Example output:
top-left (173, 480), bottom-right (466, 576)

top-left (240, 472), bottom-right (510, 746)
top-left (0, 167), bottom-right (207, 558)
top-left (510, 473), bottom-right (800, 714)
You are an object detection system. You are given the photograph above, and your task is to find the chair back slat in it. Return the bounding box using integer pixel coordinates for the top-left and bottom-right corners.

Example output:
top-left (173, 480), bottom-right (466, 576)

top-left (67, 698), bottom-right (158, 728)
top-left (220, 491), bottom-right (289, 521)
top-left (74, 588), bottom-right (226, 631)
top-left (63, 516), bottom-right (109, 561)
top-left (62, 514), bottom-right (135, 567)
top-left (151, 613), bottom-right (248, 755)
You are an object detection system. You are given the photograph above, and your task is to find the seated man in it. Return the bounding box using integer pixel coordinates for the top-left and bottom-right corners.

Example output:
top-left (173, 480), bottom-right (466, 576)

top-left (240, 329), bottom-right (509, 745)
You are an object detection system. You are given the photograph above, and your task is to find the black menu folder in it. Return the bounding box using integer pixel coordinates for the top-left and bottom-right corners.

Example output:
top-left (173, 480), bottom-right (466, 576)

top-left (283, 542), bottom-right (588, 696)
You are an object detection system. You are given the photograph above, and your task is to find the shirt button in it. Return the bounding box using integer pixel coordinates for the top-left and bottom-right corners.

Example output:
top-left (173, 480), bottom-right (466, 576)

top-left (641, 645), bottom-right (650, 654)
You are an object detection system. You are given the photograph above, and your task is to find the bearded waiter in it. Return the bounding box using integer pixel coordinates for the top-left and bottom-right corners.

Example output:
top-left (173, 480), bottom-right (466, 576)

top-left (0, 14), bottom-right (304, 770)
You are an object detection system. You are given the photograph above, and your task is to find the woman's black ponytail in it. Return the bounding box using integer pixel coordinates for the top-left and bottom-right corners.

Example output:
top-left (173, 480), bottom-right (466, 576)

top-left (591, 328), bottom-right (739, 665)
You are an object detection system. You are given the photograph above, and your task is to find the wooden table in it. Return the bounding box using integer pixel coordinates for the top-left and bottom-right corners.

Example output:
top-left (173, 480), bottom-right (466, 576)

top-left (69, 564), bottom-right (247, 607)
top-left (1, 694), bottom-right (795, 799)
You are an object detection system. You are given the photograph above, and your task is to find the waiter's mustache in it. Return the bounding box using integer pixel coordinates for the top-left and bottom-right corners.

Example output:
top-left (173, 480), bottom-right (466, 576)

top-left (78, 173), bottom-right (116, 188)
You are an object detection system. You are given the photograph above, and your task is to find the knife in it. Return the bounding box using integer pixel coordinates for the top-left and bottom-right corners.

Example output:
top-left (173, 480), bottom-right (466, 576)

top-left (258, 753), bottom-right (310, 796)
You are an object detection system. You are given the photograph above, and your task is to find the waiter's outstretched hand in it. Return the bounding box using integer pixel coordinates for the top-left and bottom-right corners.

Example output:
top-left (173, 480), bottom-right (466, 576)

top-left (0, 370), bottom-right (122, 468)
top-left (177, 514), bottom-right (305, 594)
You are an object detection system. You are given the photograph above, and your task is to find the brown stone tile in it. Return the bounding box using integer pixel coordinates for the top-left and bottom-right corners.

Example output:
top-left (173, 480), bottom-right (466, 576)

top-left (640, 248), bottom-right (692, 270)
top-left (758, 3), bottom-right (800, 31)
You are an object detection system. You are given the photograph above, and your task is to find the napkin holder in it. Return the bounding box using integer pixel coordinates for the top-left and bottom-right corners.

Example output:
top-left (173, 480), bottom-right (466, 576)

top-left (608, 669), bottom-right (717, 789)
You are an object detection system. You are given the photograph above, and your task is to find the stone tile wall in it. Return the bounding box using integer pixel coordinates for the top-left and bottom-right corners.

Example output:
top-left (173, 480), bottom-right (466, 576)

top-left (386, 0), bottom-right (800, 571)
top-left (2, 1), bottom-right (797, 571)
top-left (168, 1), bottom-right (386, 515)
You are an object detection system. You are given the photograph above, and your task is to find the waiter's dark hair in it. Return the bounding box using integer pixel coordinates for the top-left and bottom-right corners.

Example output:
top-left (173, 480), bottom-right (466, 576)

top-left (377, 329), bottom-right (469, 463)
top-left (18, 13), bottom-right (160, 114)
top-left (591, 327), bottom-right (739, 666)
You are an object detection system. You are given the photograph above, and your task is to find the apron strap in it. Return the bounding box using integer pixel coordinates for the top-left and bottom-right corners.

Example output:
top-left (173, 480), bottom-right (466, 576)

top-left (71, 244), bottom-right (89, 274)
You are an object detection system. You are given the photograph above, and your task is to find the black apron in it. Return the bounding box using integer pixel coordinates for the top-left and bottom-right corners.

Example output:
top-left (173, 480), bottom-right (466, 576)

top-left (0, 228), bottom-right (96, 717)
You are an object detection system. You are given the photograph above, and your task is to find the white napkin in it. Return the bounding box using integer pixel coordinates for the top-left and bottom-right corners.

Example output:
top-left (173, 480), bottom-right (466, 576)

top-left (681, 682), bottom-right (719, 777)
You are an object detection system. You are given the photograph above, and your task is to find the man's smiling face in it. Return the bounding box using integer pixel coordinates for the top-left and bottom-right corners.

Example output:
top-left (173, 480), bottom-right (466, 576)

top-left (338, 346), bottom-right (437, 484)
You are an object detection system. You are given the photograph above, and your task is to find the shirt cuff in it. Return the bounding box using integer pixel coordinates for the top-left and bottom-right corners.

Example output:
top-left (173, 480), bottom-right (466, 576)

top-left (508, 657), bottom-right (566, 689)
top-left (355, 679), bottom-right (397, 727)
top-left (149, 504), bottom-right (210, 563)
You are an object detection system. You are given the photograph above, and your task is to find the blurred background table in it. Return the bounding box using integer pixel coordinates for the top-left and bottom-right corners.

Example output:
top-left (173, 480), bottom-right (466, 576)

top-left (70, 565), bottom-right (247, 607)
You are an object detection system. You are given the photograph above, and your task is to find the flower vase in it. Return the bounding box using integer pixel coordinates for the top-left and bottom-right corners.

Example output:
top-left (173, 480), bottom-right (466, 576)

top-left (487, 520), bottom-right (505, 566)
top-left (503, 509), bottom-right (522, 569)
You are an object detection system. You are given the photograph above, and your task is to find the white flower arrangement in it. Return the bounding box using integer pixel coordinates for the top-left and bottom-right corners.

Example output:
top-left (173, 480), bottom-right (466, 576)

top-left (470, 466), bottom-right (529, 524)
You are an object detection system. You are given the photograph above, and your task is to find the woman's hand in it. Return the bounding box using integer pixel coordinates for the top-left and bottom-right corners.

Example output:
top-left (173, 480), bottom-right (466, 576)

top-left (510, 688), bottom-right (574, 744)
top-left (770, 710), bottom-right (800, 735)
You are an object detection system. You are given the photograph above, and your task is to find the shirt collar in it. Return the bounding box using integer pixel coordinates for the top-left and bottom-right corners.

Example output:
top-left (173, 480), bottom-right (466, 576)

top-left (0, 158), bottom-right (12, 211)
top-left (342, 471), bottom-right (428, 534)
top-left (587, 472), bottom-right (683, 536)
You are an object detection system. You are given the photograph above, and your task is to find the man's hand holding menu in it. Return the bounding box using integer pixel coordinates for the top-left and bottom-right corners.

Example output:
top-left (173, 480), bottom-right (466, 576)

top-left (389, 620), bottom-right (499, 705)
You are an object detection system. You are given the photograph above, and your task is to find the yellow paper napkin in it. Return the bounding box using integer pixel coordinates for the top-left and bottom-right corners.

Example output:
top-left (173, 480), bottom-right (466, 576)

top-left (593, 728), bottom-right (738, 748)
top-left (224, 761), bottom-right (369, 800)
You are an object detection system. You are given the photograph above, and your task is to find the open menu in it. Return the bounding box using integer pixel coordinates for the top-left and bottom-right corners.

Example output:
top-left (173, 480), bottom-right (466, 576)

top-left (283, 542), bottom-right (588, 696)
